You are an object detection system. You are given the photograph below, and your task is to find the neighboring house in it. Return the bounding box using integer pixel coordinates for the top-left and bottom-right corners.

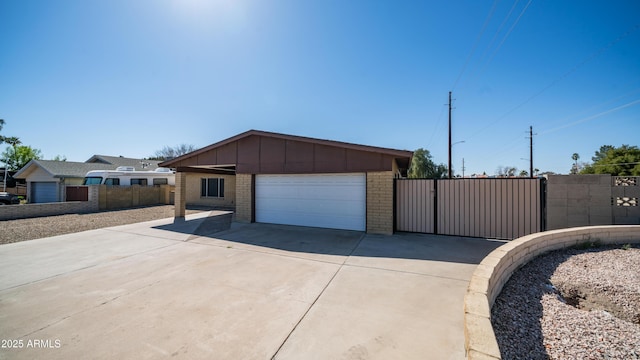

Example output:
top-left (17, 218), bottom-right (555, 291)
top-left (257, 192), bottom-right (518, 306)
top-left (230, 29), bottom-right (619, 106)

top-left (14, 156), bottom-right (162, 203)
top-left (160, 130), bottom-right (413, 235)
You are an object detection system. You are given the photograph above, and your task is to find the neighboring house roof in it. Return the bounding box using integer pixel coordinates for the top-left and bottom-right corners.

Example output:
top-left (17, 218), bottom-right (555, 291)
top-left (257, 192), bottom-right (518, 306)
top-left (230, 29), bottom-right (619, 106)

top-left (160, 129), bottom-right (414, 172)
top-left (14, 155), bottom-right (163, 180)
top-left (86, 155), bottom-right (161, 170)
top-left (14, 160), bottom-right (127, 179)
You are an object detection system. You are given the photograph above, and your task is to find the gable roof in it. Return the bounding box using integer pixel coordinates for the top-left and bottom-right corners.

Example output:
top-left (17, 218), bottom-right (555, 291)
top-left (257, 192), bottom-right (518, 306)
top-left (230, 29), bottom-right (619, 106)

top-left (14, 160), bottom-right (124, 179)
top-left (14, 155), bottom-right (163, 179)
top-left (160, 129), bottom-right (413, 168)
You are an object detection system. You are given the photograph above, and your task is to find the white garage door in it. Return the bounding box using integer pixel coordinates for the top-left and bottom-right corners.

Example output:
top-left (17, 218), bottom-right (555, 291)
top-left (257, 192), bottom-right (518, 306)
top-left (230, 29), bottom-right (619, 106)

top-left (31, 182), bottom-right (58, 203)
top-left (256, 173), bottom-right (366, 231)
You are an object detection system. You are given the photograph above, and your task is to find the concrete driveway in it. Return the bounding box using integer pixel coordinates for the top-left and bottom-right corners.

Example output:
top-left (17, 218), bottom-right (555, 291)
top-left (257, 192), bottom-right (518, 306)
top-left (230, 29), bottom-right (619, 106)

top-left (0, 211), bottom-right (503, 360)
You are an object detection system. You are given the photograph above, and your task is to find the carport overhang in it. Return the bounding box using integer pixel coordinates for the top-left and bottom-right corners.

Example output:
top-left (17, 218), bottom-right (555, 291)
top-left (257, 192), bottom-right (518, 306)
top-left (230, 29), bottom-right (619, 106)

top-left (161, 130), bottom-right (413, 234)
top-left (175, 165), bottom-right (236, 175)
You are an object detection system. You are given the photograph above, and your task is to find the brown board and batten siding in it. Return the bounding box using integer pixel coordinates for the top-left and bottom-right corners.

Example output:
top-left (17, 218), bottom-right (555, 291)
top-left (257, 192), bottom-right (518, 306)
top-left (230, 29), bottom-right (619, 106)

top-left (165, 130), bottom-right (408, 175)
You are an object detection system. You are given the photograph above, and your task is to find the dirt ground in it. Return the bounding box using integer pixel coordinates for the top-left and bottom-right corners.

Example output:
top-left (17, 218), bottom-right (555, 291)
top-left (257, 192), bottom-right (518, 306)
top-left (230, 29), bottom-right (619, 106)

top-left (0, 205), bottom-right (205, 245)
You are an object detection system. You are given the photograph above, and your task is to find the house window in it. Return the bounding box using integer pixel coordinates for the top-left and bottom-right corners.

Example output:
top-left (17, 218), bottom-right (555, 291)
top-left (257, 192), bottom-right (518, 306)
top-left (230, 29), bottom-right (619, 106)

top-left (131, 178), bottom-right (148, 186)
top-left (201, 178), bottom-right (225, 198)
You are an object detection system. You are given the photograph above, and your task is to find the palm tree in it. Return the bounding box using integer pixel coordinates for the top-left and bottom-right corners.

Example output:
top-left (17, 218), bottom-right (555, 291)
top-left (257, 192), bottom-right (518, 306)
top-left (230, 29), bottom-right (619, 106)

top-left (0, 118), bottom-right (5, 144)
top-left (5, 136), bottom-right (21, 152)
top-left (571, 153), bottom-right (580, 174)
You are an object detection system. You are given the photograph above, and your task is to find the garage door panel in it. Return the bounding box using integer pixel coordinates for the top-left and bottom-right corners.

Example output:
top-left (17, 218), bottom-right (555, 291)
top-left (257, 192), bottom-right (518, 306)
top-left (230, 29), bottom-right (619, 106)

top-left (31, 182), bottom-right (58, 203)
top-left (255, 209), bottom-right (363, 230)
top-left (256, 174), bottom-right (366, 231)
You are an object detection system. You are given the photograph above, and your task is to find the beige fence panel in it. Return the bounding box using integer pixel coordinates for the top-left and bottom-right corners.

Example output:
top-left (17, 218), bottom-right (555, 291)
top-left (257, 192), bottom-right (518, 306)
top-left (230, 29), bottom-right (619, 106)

top-left (396, 178), bottom-right (544, 239)
top-left (395, 179), bottom-right (435, 233)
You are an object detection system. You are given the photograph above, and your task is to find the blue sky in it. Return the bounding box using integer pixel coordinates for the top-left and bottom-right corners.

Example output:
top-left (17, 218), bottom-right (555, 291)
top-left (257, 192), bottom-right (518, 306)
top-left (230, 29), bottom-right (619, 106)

top-left (1, 0), bottom-right (638, 175)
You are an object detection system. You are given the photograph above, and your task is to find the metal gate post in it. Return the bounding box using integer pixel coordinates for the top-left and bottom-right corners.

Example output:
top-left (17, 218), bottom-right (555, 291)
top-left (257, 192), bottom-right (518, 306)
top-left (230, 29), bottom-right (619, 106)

top-left (433, 179), bottom-right (438, 235)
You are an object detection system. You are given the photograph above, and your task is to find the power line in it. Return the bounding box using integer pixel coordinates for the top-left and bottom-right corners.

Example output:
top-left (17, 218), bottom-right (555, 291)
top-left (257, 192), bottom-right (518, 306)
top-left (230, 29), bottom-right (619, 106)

top-left (485, 0), bottom-right (533, 67)
top-left (486, 134), bottom-right (526, 159)
top-left (451, 0), bottom-right (500, 90)
top-left (590, 162), bottom-right (640, 167)
top-left (537, 87), bottom-right (640, 134)
top-left (539, 98), bottom-right (640, 135)
top-left (477, 0), bottom-right (521, 67)
top-left (468, 23), bottom-right (640, 140)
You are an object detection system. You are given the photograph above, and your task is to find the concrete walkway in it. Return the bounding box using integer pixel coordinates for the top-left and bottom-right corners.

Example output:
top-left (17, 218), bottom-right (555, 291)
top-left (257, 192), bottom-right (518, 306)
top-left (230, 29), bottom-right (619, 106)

top-left (0, 212), bottom-right (503, 360)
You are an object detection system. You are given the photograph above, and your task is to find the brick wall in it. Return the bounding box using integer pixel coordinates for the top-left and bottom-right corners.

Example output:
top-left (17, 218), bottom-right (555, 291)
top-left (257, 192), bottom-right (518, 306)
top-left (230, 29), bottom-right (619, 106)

top-left (235, 174), bottom-right (252, 223)
top-left (0, 186), bottom-right (99, 220)
top-left (547, 175), bottom-right (613, 230)
top-left (98, 185), bottom-right (173, 211)
top-left (611, 176), bottom-right (640, 224)
top-left (174, 172), bottom-right (187, 217)
top-left (366, 171), bottom-right (394, 235)
top-left (185, 173), bottom-right (236, 208)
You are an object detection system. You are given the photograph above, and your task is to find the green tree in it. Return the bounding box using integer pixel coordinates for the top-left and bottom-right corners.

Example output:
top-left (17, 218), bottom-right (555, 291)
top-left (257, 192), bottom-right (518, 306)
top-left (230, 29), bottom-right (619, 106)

top-left (592, 145), bottom-right (615, 163)
top-left (580, 145), bottom-right (640, 176)
top-left (1, 145), bottom-right (42, 171)
top-left (408, 148), bottom-right (447, 179)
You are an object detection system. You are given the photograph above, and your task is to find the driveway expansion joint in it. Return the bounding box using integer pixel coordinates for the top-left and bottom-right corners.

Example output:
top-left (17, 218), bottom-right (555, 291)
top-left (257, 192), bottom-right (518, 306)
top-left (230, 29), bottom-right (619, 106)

top-left (270, 233), bottom-right (368, 360)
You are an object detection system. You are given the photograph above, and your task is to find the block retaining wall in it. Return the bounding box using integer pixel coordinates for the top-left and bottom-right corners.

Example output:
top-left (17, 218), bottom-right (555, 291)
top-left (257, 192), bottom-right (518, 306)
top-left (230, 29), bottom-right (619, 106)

top-left (464, 225), bottom-right (640, 359)
top-left (0, 185), bottom-right (173, 221)
top-left (0, 186), bottom-right (100, 220)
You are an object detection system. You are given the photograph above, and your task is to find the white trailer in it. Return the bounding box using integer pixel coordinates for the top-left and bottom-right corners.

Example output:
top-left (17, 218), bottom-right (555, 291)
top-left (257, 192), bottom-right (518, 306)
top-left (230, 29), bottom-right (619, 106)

top-left (82, 167), bottom-right (175, 186)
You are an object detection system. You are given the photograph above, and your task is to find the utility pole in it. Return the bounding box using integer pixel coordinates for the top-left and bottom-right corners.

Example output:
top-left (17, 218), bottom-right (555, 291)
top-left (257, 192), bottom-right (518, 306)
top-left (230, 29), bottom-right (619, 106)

top-left (448, 91), bottom-right (452, 179)
top-left (527, 126), bottom-right (536, 178)
top-left (462, 158), bottom-right (465, 178)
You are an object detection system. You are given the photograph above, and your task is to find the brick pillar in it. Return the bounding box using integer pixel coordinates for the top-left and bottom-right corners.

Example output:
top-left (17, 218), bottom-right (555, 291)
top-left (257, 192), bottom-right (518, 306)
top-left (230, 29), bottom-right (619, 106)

top-left (236, 173), bottom-right (253, 223)
top-left (175, 172), bottom-right (187, 218)
top-left (366, 171), bottom-right (394, 235)
top-left (88, 185), bottom-right (100, 212)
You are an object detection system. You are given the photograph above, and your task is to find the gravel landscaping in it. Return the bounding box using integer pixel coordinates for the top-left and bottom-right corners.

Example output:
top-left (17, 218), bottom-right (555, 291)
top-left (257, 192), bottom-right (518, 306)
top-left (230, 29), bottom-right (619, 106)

top-left (492, 244), bottom-right (640, 359)
top-left (0, 205), bottom-right (206, 245)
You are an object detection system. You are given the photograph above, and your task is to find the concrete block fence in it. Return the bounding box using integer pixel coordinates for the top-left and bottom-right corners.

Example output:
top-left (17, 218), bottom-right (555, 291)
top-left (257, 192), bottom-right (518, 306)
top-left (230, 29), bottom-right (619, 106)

top-left (0, 185), bottom-right (173, 221)
top-left (0, 186), bottom-right (100, 220)
top-left (463, 225), bottom-right (640, 359)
